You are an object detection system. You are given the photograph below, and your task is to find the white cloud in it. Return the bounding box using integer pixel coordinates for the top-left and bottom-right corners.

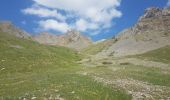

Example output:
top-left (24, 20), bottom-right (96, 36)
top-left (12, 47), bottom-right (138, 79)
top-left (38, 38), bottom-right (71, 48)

top-left (75, 19), bottom-right (88, 31)
top-left (33, 0), bottom-right (121, 22)
top-left (75, 19), bottom-right (99, 31)
top-left (22, 6), bottom-right (66, 21)
top-left (33, 0), bottom-right (120, 12)
top-left (90, 30), bottom-right (101, 36)
top-left (23, 0), bottom-right (122, 33)
top-left (38, 19), bottom-right (70, 33)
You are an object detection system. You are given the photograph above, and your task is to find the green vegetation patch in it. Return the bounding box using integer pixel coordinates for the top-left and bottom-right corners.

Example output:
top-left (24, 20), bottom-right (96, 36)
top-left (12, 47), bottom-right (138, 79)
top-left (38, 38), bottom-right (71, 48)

top-left (0, 32), bottom-right (131, 100)
top-left (81, 39), bottom-right (114, 56)
top-left (135, 46), bottom-right (170, 64)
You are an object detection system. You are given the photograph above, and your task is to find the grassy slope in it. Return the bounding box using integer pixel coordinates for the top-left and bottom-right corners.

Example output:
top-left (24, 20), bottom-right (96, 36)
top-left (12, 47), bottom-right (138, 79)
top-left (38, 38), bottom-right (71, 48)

top-left (135, 46), bottom-right (170, 64)
top-left (81, 37), bottom-right (170, 87)
top-left (118, 45), bottom-right (170, 87)
top-left (0, 32), bottom-right (131, 100)
top-left (82, 63), bottom-right (170, 99)
top-left (81, 39), bottom-right (114, 56)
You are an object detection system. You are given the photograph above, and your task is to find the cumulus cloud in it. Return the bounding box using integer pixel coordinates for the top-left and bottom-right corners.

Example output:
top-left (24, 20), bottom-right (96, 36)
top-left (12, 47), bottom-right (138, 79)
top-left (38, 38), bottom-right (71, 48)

top-left (22, 0), bottom-right (122, 34)
top-left (22, 6), bottom-right (66, 21)
top-left (38, 19), bottom-right (70, 33)
top-left (75, 19), bottom-right (99, 31)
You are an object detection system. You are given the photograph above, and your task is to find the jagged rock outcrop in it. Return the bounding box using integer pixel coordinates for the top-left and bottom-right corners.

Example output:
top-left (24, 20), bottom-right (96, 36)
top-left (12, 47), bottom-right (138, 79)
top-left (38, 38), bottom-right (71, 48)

top-left (0, 21), bottom-right (31, 39)
top-left (64, 30), bottom-right (93, 50)
top-left (96, 7), bottom-right (170, 57)
top-left (33, 30), bottom-right (92, 50)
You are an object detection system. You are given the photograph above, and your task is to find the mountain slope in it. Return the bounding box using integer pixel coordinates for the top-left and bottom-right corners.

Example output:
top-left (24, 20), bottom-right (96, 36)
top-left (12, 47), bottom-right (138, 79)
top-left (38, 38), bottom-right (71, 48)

top-left (81, 39), bottom-right (116, 56)
top-left (0, 31), bottom-right (131, 99)
top-left (0, 21), bottom-right (31, 39)
top-left (33, 30), bottom-right (92, 50)
top-left (134, 45), bottom-right (170, 64)
top-left (95, 7), bottom-right (170, 57)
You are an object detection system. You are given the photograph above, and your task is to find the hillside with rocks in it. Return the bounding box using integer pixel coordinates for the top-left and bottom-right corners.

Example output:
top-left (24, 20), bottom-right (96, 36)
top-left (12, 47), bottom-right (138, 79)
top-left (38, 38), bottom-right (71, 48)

top-left (77, 8), bottom-right (170, 100)
top-left (0, 21), bottom-right (31, 39)
top-left (94, 7), bottom-right (170, 57)
top-left (33, 30), bottom-right (92, 50)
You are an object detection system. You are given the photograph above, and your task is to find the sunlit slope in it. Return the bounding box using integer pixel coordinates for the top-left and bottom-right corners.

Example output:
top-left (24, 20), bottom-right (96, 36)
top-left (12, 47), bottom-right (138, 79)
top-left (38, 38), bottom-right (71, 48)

top-left (0, 32), bottom-right (131, 99)
top-left (135, 45), bottom-right (170, 64)
top-left (81, 39), bottom-right (115, 55)
top-left (0, 31), bottom-right (80, 70)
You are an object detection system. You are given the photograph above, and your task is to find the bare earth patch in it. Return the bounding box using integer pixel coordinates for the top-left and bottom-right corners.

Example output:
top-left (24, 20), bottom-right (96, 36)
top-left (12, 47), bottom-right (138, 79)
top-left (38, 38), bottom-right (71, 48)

top-left (92, 76), bottom-right (170, 100)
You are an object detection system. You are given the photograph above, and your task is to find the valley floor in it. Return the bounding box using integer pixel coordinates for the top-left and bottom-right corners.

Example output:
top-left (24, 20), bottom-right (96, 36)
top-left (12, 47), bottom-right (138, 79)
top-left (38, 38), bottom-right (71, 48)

top-left (0, 61), bottom-right (132, 100)
top-left (79, 56), bottom-right (170, 100)
top-left (0, 32), bottom-right (170, 100)
top-left (0, 32), bottom-right (131, 100)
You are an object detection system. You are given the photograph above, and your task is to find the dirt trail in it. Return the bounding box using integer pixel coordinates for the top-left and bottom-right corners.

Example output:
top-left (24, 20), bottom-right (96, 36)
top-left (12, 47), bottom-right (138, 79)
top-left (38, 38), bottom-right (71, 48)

top-left (92, 76), bottom-right (170, 100)
top-left (79, 57), bottom-right (170, 100)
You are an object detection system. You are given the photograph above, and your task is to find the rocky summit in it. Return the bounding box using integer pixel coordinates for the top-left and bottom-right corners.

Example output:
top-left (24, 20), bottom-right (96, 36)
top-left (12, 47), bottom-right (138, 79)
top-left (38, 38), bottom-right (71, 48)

top-left (96, 7), bottom-right (170, 57)
top-left (0, 21), bottom-right (31, 39)
top-left (33, 30), bottom-right (92, 50)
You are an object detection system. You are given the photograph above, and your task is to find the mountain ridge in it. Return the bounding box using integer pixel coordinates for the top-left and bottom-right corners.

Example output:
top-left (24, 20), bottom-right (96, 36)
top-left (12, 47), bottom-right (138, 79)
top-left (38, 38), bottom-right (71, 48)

top-left (92, 7), bottom-right (170, 57)
top-left (33, 30), bottom-right (93, 50)
top-left (0, 21), bottom-right (31, 39)
top-left (1, 7), bottom-right (169, 54)
top-left (0, 21), bottom-right (92, 50)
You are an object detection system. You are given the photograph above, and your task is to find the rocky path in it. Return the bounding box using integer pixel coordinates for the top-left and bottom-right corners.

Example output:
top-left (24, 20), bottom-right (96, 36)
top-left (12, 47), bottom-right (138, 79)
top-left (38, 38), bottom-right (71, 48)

top-left (92, 76), bottom-right (170, 100)
top-left (79, 57), bottom-right (170, 100)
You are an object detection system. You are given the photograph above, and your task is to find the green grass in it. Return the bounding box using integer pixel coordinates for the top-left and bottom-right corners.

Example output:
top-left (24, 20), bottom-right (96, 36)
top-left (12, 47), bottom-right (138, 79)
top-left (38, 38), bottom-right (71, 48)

top-left (84, 63), bottom-right (170, 87)
top-left (0, 32), bottom-right (131, 99)
top-left (81, 39), bottom-right (114, 55)
top-left (134, 46), bottom-right (170, 64)
top-left (123, 45), bottom-right (170, 86)
top-left (120, 65), bottom-right (170, 87)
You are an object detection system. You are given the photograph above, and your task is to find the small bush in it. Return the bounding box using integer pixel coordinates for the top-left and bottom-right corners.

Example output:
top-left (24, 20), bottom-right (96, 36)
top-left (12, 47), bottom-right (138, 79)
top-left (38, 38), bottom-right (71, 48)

top-left (119, 62), bottom-right (130, 65)
top-left (102, 61), bottom-right (113, 65)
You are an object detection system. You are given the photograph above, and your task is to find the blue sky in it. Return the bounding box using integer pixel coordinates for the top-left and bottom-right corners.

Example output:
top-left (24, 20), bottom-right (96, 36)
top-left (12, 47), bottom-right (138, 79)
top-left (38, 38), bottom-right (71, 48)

top-left (0, 0), bottom-right (169, 41)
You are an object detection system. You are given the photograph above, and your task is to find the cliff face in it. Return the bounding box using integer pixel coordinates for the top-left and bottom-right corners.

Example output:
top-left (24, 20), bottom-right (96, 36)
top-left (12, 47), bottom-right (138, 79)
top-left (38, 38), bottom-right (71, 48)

top-left (33, 30), bottom-right (92, 50)
top-left (0, 21), bottom-right (31, 39)
top-left (96, 7), bottom-right (170, 57)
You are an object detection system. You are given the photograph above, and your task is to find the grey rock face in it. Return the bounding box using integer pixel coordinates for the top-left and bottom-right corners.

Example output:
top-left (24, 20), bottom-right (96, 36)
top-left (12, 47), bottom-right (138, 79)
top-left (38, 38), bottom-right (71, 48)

top-left (96, 7), bottom-right (170, 57)
top-left (0, 21), bottom-right (31, 39)
top-left (140, 7), bottom-right (162, 19)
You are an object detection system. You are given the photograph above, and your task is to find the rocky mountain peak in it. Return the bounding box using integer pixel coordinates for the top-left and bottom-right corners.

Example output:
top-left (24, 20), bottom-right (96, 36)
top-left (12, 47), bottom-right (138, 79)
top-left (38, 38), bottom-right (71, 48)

top-left (142, 7), bottom-right (161, 18)
top-left (128, 7), bottom-right (170, 37)
top-left (0, 21), bottom-right (31, 39)
top-left (97, 7), bottom-right (170, 57)
top-left (33, 30), bottom-right (92, 50)
top-left (140, 7), bottom-right (170, 20)
top-left (66, 29), bottom-right (80, 36)
top-left (0, 21), bottom-right (13, 27)
top-left (65, 29), bottom-right (81, 42)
